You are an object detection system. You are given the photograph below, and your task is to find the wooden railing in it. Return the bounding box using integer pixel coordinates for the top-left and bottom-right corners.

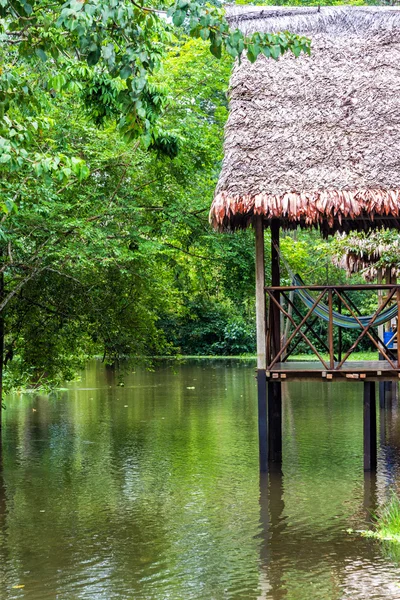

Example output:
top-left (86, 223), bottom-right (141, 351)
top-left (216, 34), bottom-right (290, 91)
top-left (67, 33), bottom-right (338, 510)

top-left (265, 284), bottom-right (400, 371)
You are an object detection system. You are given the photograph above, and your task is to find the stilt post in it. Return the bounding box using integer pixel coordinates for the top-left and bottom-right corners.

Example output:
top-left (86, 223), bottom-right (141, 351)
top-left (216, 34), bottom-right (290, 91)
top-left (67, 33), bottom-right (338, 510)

top-left (255, 217), bottom-right (267, 471)
top-left (363, 381), bottom-right (377, 471)
top-left (271, 219), bottom-right (281, 359)
top-left (269, 220), bottom-right (282, 466)
top-left (268, 381), bottom-right (282, 465)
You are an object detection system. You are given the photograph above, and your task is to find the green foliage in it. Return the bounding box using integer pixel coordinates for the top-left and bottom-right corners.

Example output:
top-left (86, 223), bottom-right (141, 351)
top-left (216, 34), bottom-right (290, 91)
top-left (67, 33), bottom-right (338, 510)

top-left (0, 0), bottom-right (310, 182)
top-left (376, 494), bottom-right (400, 540)
top-left (161, 298), bottom-right (255, 355)
top-left (353, 494), bottom-right (400, 545)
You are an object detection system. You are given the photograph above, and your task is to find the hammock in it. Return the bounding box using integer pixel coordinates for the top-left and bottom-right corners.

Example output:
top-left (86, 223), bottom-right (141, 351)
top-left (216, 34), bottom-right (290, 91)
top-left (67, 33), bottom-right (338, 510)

top-left (293, 275), bottom-right (398, 329)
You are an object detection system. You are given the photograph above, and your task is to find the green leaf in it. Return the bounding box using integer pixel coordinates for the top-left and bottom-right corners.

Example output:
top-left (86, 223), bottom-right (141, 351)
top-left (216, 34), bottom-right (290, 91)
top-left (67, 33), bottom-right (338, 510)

top-left (270, 45), bottom-right (281, 60)
top-left (23, 2), bottom-right (32, 15)
top-left (35, 48), bottom-right (47, 62)
top-left (292, 44), bottom-right (302, 58)
top-left (120, 65), bottom-right (132, 79)
top-left (261, 46), bottom-right (271, 58)
top-left (172, 10), bottom-right (185, 27)
top-left (87, 46), bottom-right (101, 66)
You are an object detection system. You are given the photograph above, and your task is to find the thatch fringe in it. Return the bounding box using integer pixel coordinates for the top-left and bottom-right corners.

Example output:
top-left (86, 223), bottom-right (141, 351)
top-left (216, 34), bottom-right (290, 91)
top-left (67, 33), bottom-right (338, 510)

top-left (210, 189), bottom-right (400, 235)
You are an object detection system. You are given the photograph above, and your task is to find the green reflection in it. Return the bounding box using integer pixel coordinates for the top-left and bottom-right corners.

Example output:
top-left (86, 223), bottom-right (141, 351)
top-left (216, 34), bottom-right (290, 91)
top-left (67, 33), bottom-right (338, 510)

top-left (0, 362), bottom-right (400, 599)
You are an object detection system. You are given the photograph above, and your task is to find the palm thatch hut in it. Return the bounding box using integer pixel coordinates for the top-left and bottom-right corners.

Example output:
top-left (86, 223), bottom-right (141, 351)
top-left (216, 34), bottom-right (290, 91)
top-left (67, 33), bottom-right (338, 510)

top-left (333, 230), bottom-right (400, 281)
top-left (210, 5), bottom-right (400, 471)
top-left (210, 5), bottom-right (400, 236)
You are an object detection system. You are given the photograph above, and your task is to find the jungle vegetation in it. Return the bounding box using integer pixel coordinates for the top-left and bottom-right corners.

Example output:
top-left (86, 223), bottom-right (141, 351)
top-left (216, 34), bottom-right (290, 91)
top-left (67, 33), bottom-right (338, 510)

top-left (0, 0), bottom-right (396, 405)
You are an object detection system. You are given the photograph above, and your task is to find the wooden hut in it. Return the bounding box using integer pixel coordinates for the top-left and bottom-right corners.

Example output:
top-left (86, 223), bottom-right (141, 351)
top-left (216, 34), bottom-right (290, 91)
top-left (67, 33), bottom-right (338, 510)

top-left (333, 231), bottom-right (400, 282)
top-left (209, 5), bottom-right (400, 471)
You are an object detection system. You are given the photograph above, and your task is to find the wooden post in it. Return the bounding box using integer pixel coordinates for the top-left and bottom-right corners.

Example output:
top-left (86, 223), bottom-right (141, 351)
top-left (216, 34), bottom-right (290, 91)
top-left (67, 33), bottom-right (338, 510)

top-left (364, 381), bottom-right (377, 471)
top-left (255, 217), bottom-right (267, 471)
top-left (268, 220), bottom-right (282, 466)
top-left (377, 268), bottom-right (384, 348)
top-left (271, 219), bottom-right (281, 359)
top-left (338, 295), bottom-right (342, 363)
top-left (268, 381), bottom-right (282, 465)
top-left (397, 288), bottom-right (400, 368)
top-left (328, 289), bottom-right (334, 369)
top-left (385, 267), bottom-right (391, 333)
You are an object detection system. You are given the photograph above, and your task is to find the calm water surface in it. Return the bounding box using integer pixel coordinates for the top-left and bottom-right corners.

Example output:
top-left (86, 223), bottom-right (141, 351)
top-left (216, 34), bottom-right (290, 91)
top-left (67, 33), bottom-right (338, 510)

top-left (1, 360), bottom-right (400, 599)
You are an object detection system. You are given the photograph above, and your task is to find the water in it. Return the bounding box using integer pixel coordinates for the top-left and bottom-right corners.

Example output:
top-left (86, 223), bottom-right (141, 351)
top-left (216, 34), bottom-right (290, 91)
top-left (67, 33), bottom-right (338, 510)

top-left (1, 360), bottom-right (400, 599)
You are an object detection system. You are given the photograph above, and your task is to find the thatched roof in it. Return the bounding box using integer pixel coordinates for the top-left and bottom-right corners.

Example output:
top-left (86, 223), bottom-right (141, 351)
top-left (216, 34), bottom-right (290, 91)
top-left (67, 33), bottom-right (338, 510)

top-left (332, 230), bottom-right (400, 280)
top-left (210, 5), bottom-right (400, 235)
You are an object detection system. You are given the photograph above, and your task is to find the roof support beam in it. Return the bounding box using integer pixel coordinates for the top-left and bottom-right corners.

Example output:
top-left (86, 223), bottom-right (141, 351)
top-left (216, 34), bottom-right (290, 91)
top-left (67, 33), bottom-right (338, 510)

top-left (255, 217), bottom-right (266, 370)
top-left (271, 219), bottom-right (281, 359)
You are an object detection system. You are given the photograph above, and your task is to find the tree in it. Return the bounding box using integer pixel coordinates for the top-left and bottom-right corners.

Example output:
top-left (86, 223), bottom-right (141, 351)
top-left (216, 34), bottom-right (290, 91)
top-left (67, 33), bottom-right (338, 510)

top-left (0, 0), bottom-right (312, 421)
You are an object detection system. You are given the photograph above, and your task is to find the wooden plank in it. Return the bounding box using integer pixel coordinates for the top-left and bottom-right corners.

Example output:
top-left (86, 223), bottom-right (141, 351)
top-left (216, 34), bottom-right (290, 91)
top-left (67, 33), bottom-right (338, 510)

top-left (271, 360), bottom-right (397, 372)
top-left (262, 360), bottom-right (399, 382)
top-left (364, 381), bottom-right (377, 471)
top-left (266, 284), bottom-right (400, 291)
top-left (255, 217), bottom-right (266, 370)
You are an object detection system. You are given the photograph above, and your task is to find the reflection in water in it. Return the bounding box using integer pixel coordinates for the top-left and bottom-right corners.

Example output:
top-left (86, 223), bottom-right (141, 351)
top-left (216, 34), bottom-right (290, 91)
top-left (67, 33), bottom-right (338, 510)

top-left (0, 362), bottom-right (400, 598)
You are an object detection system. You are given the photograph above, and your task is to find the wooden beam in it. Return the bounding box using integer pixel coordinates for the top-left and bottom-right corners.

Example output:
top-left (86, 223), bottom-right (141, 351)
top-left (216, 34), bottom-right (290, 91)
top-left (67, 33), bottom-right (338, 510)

top-left (266, 284), bottom-right (399, 291)
top-left (255, 217), bottom-right (268, 472)
top-left (328, 289), bottom-right (334, 369)
top-left (271, 219), bottom-right (281, 359)
top-left (255, 217), bottom-right (266, 370)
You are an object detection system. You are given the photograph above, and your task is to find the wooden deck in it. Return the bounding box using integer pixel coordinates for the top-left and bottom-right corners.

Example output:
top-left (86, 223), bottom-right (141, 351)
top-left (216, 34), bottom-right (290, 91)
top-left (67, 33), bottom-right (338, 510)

top-left (266, 361), bottom-right (400, 382)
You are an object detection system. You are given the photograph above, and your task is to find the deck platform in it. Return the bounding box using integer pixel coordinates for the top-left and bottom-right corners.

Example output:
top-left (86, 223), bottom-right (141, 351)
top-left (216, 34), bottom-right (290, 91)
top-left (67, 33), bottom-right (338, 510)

top-left (266, 361), bottom-right (400, 382)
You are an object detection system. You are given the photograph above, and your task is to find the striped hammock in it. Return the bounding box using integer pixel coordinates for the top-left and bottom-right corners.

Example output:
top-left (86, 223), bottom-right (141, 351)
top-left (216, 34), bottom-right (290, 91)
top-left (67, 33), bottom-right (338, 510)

top-left (293, 275), bottom-right (398, 330)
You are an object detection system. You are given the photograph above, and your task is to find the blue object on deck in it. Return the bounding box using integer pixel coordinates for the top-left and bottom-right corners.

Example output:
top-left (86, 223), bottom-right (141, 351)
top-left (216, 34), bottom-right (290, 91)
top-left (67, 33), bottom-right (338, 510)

top-left (384, 331), bottom-right (394, 348)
